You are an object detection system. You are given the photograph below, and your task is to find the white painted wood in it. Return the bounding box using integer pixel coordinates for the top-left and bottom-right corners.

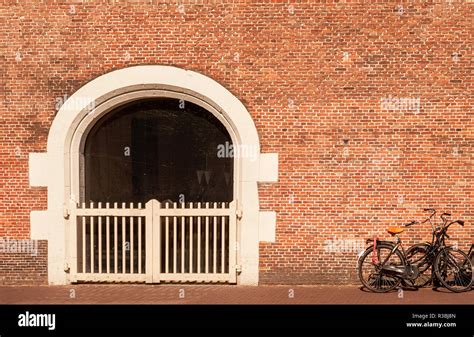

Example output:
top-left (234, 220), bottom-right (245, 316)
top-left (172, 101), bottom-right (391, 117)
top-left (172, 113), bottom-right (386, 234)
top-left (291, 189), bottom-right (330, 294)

top-left (229, 201), bottom-right (237, 283)
top-left (213, 203), bottom-right (217, 274)
top-left (221, 213), bottom-right (225, 273)
top-left (74, 208), bottom-right (147, 216)
top-left (152, 200), bottom-right (161, 283)
top-left (129, 203), bottom-right (133, 274)
top-left (73, 205), bottom-right (227, 217)
top-left (160, 273), bottom-right (229, 282)
top-left (90, 202), bottom-right (94, 274)
top-left (81, 212), bottom-right (86, 274)
top-left (69, 201), bottom-right (78, 282)
top-left (72, 199), bottom-right (236, 283)
top-left (205, 203), bottom-right (209, 274)
top-left (106, 204), bottom-right (110, 274)
top-left (98, 202), bottom-right (102, 274)
top-left (145, 200), bottom-right (153, 283)
top-left (189, 203), bottom-right (193, 274)
top-left (122, 202), bottom-right (126, 274)
top-left (114, 202), bottom-right (118, 275)
top-left (181, 203), bottom-right (185, 274)
top-left (76, 273), bottom-right (146, 283)
top-left (173, 206), bottom-right (177, 274)
top-left (138, 203), bottom-right (142, 275)
top-left (130, 208), bottom-right (134, 274)
top-left (197, 203), bottom-right (201, 274)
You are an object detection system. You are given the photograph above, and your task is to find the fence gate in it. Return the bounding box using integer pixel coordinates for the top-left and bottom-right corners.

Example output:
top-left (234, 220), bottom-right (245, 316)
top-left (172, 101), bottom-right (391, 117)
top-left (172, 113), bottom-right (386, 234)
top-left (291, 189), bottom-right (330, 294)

top-left (68, 200), bottom-right (238, 283)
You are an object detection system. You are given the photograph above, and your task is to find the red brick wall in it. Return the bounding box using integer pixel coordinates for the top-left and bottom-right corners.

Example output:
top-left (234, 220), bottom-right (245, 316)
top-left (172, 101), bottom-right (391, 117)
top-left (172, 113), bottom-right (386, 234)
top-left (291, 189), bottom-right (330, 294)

top-left (0, 1), bottom-right (472, 285)
top-left (0, 240), bottom-right (47, 285)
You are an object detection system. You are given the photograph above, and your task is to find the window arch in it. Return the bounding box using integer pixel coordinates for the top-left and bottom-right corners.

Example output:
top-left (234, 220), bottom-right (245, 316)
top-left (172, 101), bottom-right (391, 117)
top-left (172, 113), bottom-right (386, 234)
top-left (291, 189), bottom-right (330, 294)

top-left (29, 66), bottom-right (278, 286)
top-left (83, 98), bottom-right (234, 204)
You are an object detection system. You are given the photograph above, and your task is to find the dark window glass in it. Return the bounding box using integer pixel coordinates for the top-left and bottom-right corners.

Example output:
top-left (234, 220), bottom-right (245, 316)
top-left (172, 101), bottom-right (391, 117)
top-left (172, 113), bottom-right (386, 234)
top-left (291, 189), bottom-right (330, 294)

top-left (84, 98), bottom-right (233, 204)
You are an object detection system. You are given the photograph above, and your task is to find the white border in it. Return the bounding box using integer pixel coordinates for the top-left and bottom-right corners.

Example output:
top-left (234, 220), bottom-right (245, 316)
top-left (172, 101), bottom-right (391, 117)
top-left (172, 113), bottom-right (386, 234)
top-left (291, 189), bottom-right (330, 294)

top-left (29, 65), bottom-right (278, 285)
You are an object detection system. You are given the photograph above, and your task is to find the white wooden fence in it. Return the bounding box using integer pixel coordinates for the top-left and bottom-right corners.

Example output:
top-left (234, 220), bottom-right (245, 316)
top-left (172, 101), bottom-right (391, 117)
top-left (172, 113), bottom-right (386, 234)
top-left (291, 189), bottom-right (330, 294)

top-left (68, 200), bottom-right (237, 283)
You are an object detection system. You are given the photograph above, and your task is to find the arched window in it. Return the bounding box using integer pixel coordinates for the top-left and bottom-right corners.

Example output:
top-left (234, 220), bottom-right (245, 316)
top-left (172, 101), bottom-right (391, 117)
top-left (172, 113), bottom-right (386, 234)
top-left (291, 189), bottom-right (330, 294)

top-left (30, 66), bottom-right (277, 286)
top-left (83, 98), bottom-right (234, 204)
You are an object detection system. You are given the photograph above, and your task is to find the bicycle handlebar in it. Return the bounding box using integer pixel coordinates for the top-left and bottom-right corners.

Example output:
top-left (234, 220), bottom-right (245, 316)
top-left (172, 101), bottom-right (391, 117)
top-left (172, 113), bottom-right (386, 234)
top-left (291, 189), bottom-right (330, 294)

top-left (440, 213), bottom-right (451, 222)
top-left (437, 219), bottom-right (465, 241)
top-left (447, 220), bottom-right (464, 227)
top-left (420, 208), bottom-right (436, 231)
top-left (404, 221), bottom-right (417, 227)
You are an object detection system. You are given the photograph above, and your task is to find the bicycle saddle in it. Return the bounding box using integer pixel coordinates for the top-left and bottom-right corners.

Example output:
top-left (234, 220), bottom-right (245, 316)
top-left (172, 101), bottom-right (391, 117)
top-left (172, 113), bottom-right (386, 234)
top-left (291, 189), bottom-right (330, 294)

top-left (387, 227), bottom-right (404, 235)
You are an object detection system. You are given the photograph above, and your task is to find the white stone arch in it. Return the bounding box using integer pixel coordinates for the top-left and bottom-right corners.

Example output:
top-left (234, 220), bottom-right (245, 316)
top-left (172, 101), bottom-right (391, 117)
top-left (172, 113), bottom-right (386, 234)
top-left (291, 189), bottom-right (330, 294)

top-left (29, 65), bottom-right (278, 285)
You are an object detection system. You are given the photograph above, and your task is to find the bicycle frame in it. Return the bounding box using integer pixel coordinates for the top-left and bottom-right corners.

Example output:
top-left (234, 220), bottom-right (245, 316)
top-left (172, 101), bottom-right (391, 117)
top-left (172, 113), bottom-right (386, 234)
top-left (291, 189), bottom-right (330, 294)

top-left (375, 211), bottom-right (453, 272)
top-left (360, 209), bottom-right (472, 292)
top-left (403, 211), bottom-right (452, 267)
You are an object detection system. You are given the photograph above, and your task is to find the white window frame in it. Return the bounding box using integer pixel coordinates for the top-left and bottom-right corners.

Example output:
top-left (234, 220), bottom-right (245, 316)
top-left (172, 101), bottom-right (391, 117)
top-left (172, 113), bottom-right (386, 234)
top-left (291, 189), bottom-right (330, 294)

top-left (72, 89), bottom-right (241, 206)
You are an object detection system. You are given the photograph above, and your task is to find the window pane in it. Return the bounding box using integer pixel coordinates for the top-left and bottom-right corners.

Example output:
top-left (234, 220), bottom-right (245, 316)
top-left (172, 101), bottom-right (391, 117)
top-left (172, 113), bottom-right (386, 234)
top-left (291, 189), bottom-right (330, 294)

top-left (84, 98), bottom-right (233, 204)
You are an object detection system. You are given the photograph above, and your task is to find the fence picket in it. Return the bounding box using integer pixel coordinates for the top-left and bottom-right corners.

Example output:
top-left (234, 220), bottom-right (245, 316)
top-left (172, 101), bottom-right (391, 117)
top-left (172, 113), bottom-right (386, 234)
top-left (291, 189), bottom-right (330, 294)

top-left (122, 202), bottom-right (126, 274)
top-left (114, 202), bottom-right (118, 274)
top-left (190, 203), bottom-right (193, 273)
top-left (181, 202), bottom-right (185, 273)
top-left (221, 210), bottom-right (225, 273)
top-left (81, 204), bottom-right (86, 273)
top-left (106, 203), bottom-right (110, 274)
top-left (213, 202), bottom-right (217, 274)
top-left (130, 202), bottom-right (134, 274)
top-left (197, 203), bottom-right (201, 274)
top-left (138, 203), bottom-right (142, 274)
top-left (71, 199), bottom-right (235, 283)
top-left (98, 202), bottom-right (102, 274)
top-left (90, 202), bottom-right (95, 274)
top-left (205, 203), bottom-right (209, 274)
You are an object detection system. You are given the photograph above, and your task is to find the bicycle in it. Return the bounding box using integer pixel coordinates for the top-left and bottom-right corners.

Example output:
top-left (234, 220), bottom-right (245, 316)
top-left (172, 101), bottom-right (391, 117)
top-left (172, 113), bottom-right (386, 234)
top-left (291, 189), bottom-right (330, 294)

top-left (423, 215), bottom-right (472, 292)
top-left (358, 210), bottom-right (473, 293)
top-left (404, 208), bottom-right (448, 288)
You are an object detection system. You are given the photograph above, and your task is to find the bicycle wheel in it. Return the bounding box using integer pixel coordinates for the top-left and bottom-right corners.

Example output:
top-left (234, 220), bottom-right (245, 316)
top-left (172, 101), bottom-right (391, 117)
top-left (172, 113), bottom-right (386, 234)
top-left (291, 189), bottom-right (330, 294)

top-left (358, 243), bottom-right (404, 292)
top-left (406, 243), bottom-right (433, 288)
top-left (434, 247), bottom-right (473, 292)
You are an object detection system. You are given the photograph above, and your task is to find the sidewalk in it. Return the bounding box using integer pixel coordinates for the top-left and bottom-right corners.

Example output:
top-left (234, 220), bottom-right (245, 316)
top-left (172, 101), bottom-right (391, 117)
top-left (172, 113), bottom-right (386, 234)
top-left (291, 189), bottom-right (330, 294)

top-left (1, 285), bottom-right (472, 304)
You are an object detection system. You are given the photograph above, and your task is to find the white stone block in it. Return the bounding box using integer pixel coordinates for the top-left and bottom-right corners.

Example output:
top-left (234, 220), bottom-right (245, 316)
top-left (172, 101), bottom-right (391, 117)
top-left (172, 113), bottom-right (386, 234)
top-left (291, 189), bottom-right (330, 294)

top-left (30, 211), bottom-right (50, 240)
top-left (29, 153), bottom-right (49, 187)
top-left (259, 153), bottom-right (278, 183)
top-left (259, 211), bottom-right (277, 242)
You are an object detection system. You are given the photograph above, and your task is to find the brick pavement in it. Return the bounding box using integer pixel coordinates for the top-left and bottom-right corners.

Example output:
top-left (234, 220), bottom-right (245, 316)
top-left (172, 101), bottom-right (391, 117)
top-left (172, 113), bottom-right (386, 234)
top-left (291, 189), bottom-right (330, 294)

top-left (0, 285), bottom-right (472, 305)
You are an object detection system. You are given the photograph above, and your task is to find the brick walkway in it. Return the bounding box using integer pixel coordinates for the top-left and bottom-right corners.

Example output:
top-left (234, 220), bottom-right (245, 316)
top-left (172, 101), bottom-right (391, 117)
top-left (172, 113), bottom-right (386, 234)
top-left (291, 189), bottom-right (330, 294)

top-left (0, 285), bottom-right (472, 304)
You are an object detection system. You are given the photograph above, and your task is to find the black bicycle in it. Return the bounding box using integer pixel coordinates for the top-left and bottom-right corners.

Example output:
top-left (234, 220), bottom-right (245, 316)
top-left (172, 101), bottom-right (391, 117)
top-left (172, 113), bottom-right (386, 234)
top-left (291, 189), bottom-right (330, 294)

top-left (358, 210), bottom-right (473, 293)
top-left (404, 208), bottom-right (448, 288)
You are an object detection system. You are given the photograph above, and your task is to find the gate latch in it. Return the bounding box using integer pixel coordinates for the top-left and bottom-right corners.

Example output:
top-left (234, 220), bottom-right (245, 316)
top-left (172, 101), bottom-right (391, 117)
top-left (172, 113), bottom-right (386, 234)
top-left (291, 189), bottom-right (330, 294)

top-left (236, 209), bottom-right (243, 220)
top-left (63, 206), bottom-right (70, 219)
top-left (235, 265), bottom-right (242, 274)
